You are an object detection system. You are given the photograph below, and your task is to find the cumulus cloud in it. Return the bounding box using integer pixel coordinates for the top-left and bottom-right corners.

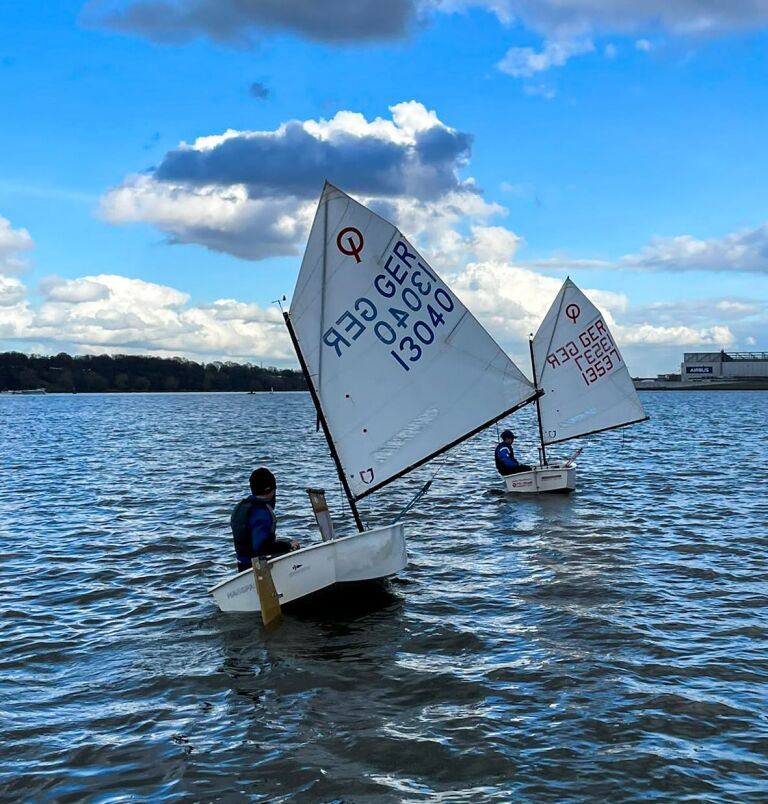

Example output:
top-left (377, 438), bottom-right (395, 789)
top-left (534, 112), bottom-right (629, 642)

top-left (413, 227), bottom-right (743, 380)
top-left (521, 222), bottom-right (768, 275)
top-left (1, 274), bottom-right (294, 362)
top-left (102, 176), bottom-right (315, 260)
top-left (439, 225), bottom-right (765, 372)
top-left (40, 276), bottom-right (112, 304)
top-left (81, 0), bottom-right (419, 45)
top-left (620, 223), bottom-right (768, 273)
top-left (152, 105), bottom-right (472, 200)
top-left (614, 323), bottom-right (734, 346)
top-left (2, 229), bottom-right (759, 373)
top-left (0, 275), bottom-right (27, 307)
top-left (0, 215), bottom-right (33, 274)
top-left (101, 101), bottom-right (482, 260)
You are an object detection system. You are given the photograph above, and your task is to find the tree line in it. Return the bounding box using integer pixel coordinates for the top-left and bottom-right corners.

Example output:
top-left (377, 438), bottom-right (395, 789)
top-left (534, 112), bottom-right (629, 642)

top-left (0, 352), bottom-right (307, 393)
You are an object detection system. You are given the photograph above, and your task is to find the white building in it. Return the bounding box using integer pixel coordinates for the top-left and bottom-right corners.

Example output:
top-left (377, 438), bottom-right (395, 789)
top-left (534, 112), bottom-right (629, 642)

top-left (681, 351), bottom-right (768, 380)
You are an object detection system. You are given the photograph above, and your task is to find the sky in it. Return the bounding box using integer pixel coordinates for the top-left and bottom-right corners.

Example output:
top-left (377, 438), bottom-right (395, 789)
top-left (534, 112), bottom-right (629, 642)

top-left (1, 0), bottom-right (767, 377)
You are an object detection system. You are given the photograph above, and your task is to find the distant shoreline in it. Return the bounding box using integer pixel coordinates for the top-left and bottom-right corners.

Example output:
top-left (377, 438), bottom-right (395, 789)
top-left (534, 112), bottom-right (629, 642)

top-left (0, 351), bottom-right (307, 394)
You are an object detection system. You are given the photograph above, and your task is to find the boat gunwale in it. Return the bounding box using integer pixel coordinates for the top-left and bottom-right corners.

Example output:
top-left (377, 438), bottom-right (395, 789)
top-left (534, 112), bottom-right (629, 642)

top-left (207, 521), bottom-right (405, 594)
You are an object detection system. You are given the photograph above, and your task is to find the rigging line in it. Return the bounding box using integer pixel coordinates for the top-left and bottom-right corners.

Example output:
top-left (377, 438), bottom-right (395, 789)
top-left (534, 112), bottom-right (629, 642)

top-left (392, 451), bottom-right (450, 525)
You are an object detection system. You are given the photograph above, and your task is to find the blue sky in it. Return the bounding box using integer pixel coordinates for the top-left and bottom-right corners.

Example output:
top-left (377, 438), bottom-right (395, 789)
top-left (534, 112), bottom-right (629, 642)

top-left (1, 0), bottom-right (767, 375)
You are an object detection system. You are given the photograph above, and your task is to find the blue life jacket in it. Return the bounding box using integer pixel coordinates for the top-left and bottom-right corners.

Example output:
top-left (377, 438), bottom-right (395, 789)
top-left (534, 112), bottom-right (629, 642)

top-left (494, 442), bottom-right (519, 475)
top-left (231, 495), bottom-right (276, 566)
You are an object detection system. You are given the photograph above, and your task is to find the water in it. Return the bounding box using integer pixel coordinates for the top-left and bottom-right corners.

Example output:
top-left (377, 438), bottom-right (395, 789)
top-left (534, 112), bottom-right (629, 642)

top-left (1, 391), bottom-right (767, 801)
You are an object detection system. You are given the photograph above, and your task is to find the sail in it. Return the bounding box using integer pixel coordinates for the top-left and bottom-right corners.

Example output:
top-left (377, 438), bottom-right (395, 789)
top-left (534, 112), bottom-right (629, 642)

top-left (532, 278), bottom-right (647, 445)
top-left (289, 182), bottom-right (536, 499)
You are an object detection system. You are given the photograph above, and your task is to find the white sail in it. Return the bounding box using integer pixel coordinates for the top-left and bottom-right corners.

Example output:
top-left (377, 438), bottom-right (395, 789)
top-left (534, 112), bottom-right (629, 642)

top-left (289, 182), bottom-right (536, 499)
top-left (532, 278), bottom-right (647, 445)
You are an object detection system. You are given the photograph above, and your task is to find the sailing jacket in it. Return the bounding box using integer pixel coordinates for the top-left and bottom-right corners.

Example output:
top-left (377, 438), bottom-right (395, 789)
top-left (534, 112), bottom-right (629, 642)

top-left (231, 494), bottom-right (277, 567)
top-left (494, 442), bottom-right (520, 475)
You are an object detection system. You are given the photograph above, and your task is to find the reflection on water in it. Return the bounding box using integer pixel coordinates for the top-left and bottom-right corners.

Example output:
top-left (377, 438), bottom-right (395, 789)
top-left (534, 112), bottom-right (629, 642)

top-left (1, 391), bottom-right (767, 800)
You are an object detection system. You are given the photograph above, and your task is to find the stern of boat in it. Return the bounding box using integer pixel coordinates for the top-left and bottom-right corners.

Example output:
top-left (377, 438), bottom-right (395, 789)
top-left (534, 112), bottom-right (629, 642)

top-left (503, 464), bottom-right (576, 494)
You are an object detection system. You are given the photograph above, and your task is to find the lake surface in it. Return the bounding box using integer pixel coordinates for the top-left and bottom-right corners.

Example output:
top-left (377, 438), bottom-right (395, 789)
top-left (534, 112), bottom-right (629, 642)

top-left (1, 391), bottom-right (767, 801)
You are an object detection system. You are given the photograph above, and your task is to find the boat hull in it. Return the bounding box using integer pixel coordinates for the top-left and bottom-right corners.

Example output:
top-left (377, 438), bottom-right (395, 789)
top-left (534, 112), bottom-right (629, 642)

top-left (503, 464), bottom-right (576, 494)
top-left (209, 523), bottom-right (407, 613)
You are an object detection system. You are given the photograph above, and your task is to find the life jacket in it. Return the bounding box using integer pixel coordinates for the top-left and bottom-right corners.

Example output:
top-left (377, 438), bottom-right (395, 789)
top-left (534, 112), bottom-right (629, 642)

top-left (494, 442), bottom-right (518, 475)
top-left (231, 495), bottom-right (276, 562)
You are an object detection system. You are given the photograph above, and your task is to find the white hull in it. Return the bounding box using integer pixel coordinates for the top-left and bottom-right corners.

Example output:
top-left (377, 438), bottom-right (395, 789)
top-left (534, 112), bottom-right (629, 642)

top-left (209, 523), bottom-right (407, 613)
top-left (503, 463), bottom-right (576, 494)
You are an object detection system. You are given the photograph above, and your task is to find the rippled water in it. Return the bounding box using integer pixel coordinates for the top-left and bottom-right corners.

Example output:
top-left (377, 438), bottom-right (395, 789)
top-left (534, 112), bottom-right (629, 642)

top-left (1, 391), bottom-right (767, 801)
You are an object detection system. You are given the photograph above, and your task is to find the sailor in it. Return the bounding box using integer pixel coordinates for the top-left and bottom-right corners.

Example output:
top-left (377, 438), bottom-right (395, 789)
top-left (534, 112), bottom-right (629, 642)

top-left (231, 467), bottom-right (299, 572)
top-left (494, 430), bottom-right (532, 476)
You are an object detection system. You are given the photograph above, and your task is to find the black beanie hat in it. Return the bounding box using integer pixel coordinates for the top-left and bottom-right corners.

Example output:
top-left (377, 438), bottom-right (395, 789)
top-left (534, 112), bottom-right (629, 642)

top-left (249, 467), bottom-right (276, 495)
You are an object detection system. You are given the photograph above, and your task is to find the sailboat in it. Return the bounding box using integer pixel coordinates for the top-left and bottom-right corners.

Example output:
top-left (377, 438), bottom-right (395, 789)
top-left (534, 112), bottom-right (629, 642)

top-left (503, 278), bottom-right (648, 494)
top-left (210, 182), bottom-right (538, 618)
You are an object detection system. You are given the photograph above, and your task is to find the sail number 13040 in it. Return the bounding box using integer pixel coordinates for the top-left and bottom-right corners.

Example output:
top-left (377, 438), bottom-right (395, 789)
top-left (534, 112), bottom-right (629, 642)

top-left (321, 239), bottom-right (457, 372)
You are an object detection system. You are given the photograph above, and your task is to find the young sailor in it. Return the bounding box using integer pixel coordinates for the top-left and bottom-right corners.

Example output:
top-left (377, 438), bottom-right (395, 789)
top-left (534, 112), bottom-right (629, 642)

top-left (231, 468), bottom-right (299, 572)
top-left (494, 431), bottom-right (532, 476)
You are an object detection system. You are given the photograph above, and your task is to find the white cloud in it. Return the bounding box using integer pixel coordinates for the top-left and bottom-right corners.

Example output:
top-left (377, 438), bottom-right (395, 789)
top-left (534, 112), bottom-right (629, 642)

top-left (449, 1), bottom-right (768, 38)
top-left (40, 277), bottom-right (112, 304)
top-left (101, 176), bottom-right (315, 260)
top-left (635, 38), bottom-right (652, 51)
top-left (102, 101), bottom-right (483, 260)
top-left (605, 42), bottom-right (618, 58)
top-left (523, 82), bottom-right (557, 99)
top-left (523, 222), bottom-right (768, 275)
top-left (620, 224), bottom-right (768, 273)
top-left (0, 215), bottom-right (33, 274)
top-left (421, 229), bottom-right (750, 377)
top-left (0, 275), bottom-right (27, 307)
top-left (498, 38), bottom-right (594, 76)
top-left (613, 323), bottom-right (734, 346)
top-left (716, 300), bottom-right (759, 315)
top-left (3, 231), bottom-right (759, 373)
top-left (2, 274), bottom-right (294, 363)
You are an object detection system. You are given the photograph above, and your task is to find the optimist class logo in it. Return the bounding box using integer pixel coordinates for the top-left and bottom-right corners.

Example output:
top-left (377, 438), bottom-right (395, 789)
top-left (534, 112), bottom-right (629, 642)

top-left (565, 303), bottom-right (581, 323)
top-left (336, 227), bottom-right (364, 263)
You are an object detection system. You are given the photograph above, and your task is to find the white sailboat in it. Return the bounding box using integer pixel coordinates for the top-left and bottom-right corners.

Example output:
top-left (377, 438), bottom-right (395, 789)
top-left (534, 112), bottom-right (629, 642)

top-left (211, 182), bottom-right (538, 618)
top-left (503, 278), bottom-right (648, 494)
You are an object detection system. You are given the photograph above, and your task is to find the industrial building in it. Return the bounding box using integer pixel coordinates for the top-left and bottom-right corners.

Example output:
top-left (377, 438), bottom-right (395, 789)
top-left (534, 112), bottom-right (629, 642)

top-left (634, 350), bottom-right (768, 390)
top-left (681, 351), bottom-right (768, 381)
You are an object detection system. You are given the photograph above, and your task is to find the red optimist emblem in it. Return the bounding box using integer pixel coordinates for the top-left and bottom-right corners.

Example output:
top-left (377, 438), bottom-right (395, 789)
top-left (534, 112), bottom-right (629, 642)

top-left (336, 227), bottom-right (364, 263)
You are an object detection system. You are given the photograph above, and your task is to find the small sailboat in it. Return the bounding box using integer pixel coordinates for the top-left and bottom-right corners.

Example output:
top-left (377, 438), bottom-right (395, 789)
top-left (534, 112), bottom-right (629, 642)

top-left (210, 182), bottom-right (538, 618)
top-left (503, 278), bottom-right (648, 494)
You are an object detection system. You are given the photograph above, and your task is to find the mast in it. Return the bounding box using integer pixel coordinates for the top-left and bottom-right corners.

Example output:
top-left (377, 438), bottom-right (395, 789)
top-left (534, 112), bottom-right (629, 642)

top-left (529, 335), bottom-right (548, 466)
top-left (284, 310), bottom-right (365, 533)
